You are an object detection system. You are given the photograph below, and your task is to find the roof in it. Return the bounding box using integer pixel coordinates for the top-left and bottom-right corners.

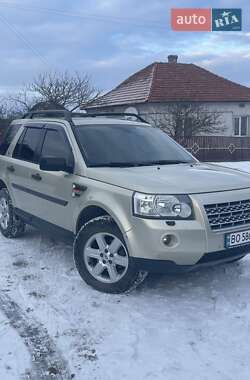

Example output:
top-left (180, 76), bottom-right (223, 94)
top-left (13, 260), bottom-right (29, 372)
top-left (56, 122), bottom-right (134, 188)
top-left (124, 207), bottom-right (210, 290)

top-left (86, 62), bottom-right (250, 108)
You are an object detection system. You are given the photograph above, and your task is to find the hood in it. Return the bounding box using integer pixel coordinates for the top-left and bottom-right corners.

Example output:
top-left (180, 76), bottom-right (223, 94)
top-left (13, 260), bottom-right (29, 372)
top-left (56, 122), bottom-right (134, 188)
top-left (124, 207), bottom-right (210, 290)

top-left (86, 163), bottom-right (250, 194)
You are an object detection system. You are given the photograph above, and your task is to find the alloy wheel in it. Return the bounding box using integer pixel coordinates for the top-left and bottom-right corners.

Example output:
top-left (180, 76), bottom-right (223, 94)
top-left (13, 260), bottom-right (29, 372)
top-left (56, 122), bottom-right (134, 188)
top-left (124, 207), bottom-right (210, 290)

top-left (83, 232), bottom-right (129, 283)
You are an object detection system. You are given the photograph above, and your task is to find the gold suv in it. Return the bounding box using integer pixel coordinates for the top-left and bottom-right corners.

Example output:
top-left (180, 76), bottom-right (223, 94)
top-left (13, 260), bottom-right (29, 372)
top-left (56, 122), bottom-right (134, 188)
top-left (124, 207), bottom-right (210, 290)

top-left (0, 110), bottom-right (250, 293)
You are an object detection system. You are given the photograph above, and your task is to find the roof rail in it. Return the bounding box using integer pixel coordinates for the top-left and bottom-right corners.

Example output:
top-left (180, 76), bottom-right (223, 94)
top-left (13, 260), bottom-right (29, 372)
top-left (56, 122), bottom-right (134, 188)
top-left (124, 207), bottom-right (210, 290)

top-left (23, 110), bottom-right (72, 121)
top-left (22, 110), bottom-right (148, 124)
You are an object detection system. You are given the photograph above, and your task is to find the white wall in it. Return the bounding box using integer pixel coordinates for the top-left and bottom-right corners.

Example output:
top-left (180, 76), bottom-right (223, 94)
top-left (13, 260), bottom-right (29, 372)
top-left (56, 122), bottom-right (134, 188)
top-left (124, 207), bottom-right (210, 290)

top-left (87, 101), bottom-right (250, 136)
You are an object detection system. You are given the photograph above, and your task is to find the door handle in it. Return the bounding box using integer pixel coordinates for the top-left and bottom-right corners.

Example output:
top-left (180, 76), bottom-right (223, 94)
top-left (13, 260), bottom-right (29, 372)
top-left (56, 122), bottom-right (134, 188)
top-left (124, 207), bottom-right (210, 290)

top-left (31, 173), bottom-right (42, 181)
top-left (7, 165), bottom-right (15, 173)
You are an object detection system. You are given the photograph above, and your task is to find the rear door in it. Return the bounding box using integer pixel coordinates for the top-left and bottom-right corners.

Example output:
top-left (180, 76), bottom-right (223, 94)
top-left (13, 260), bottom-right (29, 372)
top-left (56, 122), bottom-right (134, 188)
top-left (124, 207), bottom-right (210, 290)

top-left (0, 123), bottom-right (23, 187)
top-left (7, 124), bottom-right (45, 214)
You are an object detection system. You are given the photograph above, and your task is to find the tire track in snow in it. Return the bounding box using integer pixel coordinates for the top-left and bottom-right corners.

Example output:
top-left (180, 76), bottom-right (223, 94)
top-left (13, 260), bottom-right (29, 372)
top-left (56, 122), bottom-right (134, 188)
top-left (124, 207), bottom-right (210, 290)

top-left (0, 291), bottom-right (72, 380)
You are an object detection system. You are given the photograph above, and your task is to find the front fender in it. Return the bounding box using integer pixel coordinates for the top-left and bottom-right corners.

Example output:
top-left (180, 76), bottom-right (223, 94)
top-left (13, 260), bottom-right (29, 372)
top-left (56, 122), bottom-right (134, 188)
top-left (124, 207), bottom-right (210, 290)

top-left (73, 185), bottom-right (134, 235)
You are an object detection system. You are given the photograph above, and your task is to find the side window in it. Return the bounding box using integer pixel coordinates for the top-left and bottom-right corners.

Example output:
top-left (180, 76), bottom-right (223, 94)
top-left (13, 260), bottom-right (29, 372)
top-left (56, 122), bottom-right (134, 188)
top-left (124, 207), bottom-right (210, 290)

top-left (14, 127), bottom-right (43, 164)
top-left (12, 129), bottom-right (26, 159)
top-left (40, 128), bottom-right (74, 167)
top-left (0, 124), bottom-right (21, 155)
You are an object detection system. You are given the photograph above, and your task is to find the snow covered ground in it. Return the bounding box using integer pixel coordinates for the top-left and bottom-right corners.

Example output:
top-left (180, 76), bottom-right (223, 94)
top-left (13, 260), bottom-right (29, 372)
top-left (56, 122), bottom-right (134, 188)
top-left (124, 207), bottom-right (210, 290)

top-left (1, 161), bottom-right (250, 380)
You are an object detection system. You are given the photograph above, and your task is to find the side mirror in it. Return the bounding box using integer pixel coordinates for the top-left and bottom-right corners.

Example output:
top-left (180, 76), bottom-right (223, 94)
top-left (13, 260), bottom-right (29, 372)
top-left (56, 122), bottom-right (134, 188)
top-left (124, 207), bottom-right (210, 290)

top-left (40, 157), bottom-right (73, 173)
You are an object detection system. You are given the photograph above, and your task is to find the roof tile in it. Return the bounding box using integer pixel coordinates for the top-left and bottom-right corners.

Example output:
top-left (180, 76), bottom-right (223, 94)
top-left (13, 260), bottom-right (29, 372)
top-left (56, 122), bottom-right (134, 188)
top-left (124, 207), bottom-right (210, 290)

top-left (87, 62), bottom-right (250, 108)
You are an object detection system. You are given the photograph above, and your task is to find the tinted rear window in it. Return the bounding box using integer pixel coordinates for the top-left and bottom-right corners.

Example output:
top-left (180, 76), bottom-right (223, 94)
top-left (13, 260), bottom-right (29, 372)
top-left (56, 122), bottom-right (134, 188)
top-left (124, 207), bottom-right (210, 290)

top-left (0, 124), bottom-right (21, 155)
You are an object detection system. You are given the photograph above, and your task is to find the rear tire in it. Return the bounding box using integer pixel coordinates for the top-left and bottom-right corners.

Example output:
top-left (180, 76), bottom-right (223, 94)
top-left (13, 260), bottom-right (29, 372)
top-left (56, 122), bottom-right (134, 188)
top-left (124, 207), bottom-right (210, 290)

top-left (73, 216), bottom-right (147, 293)
top-left (0, 188), bottom-right (26, 238)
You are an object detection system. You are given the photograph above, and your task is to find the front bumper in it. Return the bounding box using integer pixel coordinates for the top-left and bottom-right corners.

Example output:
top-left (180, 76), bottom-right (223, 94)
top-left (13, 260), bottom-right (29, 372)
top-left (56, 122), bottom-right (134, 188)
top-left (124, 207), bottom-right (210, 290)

top-left (132, 245), bottom-right (250, 274)
top-left (124, 188), bottom-right (250, 266)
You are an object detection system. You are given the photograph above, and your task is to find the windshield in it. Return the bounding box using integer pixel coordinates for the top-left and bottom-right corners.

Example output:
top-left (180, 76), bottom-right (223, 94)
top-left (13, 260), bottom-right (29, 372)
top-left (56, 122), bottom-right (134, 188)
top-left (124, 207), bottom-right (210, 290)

top-left (74, 124), bottom-right (196, 167)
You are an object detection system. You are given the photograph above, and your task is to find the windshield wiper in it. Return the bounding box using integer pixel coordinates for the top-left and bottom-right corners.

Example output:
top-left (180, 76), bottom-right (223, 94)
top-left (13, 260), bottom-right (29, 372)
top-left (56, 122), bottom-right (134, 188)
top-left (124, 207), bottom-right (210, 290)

top-left (89, 160), bottom-right (189, 168)
top-left (134, 160), bottom-right (189, 166)
top-left (89, 162), bottom-right (142, 167)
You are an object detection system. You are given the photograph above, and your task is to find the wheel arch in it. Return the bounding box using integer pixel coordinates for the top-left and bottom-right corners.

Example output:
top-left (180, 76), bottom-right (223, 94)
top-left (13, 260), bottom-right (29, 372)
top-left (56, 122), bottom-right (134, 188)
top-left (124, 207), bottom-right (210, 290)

top-left (76, 204), bottom-right (129, 235)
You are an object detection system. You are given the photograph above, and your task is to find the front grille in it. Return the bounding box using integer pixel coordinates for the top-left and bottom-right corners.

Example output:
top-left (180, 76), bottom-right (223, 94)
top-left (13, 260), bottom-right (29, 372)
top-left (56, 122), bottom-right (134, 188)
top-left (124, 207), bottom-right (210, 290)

top-left (204, 199), bottom-right (250, 231)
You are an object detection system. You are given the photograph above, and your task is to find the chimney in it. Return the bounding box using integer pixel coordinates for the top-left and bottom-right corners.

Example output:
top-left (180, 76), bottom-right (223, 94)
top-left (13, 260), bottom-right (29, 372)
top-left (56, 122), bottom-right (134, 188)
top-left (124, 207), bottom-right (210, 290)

top-left (168, 55), bottom-right (178, 63)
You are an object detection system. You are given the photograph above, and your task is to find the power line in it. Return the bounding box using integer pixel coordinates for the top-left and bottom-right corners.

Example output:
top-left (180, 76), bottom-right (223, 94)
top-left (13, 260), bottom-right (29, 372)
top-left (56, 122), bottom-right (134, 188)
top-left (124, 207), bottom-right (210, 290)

top-left (0, 1), bottom-right (167, 30)
top-left (0, 12), bottom-right (50, 68)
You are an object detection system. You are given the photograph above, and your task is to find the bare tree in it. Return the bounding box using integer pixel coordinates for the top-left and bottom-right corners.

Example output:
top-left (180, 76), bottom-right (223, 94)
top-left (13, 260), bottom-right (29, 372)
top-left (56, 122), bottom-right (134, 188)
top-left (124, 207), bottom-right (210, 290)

top-left (148, 103), bottom-right (224, 138)
top-left (0, 99), bottom-right (20, 138)
top-left (7, 89), bottom-right (39, 115)
top-left (7, 71), bottom-right (100, 113)
top-left (28, 71), bottom-right (100, 110)
top-left (0, 99), bottom-right (21, 121)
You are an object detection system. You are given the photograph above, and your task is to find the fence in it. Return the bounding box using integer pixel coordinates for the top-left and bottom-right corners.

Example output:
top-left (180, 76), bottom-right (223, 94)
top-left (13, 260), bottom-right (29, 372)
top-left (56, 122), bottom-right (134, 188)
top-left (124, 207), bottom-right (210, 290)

top-left (175, 136), bottom-right (250, 162)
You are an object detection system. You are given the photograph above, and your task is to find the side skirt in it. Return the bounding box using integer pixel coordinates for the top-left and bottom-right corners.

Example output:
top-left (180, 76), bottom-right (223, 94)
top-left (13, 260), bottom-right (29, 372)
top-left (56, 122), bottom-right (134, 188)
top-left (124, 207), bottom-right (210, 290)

top-left (15, 208), bottom-right (75, 242)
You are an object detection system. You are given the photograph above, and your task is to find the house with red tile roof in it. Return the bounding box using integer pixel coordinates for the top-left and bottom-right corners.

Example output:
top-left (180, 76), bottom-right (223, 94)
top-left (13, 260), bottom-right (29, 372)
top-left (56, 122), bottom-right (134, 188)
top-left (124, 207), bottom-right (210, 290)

top-left (84, 55), bottom-right (250, 137)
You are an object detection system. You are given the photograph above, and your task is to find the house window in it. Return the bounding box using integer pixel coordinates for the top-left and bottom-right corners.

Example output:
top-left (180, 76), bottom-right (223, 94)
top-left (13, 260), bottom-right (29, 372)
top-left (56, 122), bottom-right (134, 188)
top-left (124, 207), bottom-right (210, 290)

top-left (234, 116), bottom-right (248, 136)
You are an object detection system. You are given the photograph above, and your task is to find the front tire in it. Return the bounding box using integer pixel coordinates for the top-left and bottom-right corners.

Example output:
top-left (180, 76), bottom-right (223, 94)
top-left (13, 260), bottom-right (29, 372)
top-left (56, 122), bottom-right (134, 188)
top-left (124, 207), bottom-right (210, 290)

top-left (73, 216), bottom-right (147, 293)
top-left (0, 188), bottom-right (26, 238)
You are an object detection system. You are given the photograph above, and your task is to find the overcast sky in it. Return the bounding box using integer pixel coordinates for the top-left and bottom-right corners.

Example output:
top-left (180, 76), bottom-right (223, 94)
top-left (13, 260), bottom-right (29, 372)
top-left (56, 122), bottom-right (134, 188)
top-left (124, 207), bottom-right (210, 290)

top-left (0, 0), bottom-right (249, 95)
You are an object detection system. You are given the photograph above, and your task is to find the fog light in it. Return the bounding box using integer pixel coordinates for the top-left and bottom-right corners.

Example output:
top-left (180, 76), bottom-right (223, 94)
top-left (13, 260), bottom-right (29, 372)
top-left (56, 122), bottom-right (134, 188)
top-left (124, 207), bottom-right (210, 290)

top-left (163, 235), bottom-right (172, 246)
top-left (162, 234), bottom-right (178, 248)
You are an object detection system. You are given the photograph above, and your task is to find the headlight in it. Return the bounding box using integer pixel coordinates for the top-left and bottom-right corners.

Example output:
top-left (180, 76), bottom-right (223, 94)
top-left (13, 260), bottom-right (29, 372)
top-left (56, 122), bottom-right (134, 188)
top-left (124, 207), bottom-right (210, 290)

top-left (133, 192), bottom-right (193, 219)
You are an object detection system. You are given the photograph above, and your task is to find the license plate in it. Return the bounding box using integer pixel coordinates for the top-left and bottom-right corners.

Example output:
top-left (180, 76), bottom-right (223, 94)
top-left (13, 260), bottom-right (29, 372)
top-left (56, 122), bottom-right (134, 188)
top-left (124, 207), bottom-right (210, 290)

top-left (225, 229), bottom-right (250, 248)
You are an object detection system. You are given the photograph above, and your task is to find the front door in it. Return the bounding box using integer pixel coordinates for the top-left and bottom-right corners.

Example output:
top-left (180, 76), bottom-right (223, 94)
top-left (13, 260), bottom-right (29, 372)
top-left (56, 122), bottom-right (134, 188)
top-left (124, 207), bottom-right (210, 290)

top-left (29, 123), bottom-right (76, 232)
